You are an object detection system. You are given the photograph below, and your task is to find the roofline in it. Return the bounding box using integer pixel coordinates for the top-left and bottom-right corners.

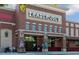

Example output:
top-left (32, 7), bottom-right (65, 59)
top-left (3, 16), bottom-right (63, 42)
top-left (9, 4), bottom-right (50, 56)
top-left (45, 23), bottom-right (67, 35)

top-left (30, 4), bottom-right (68, 13)
top-left (66, 20), bottom-right (79, 24)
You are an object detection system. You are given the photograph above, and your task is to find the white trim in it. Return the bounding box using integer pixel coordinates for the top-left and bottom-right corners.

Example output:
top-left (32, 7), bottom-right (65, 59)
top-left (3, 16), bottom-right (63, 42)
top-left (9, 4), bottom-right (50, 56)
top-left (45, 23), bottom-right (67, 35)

top-left (15, 29), bottom-right (64, 35)
top-left (25, 30), bottom-right (44, 33)
top-left (31, 4), bottom-right (67, 13)
top-left (48, 34), bottom-right (63, 37)
top-left (23, 33), bottom-right (44, 36)
top-left (26, 22), bottom-right (30, 24)
top-left (32, 23), bottom-right (36, 24)
top-left (0, 6), bottom-right (15, 11)
top-left (47, 32), bottom-right (64, 35)
top-left (38, 24), bottom-right (42, 25)
top-left (0, 21), bottom-right (16, 26)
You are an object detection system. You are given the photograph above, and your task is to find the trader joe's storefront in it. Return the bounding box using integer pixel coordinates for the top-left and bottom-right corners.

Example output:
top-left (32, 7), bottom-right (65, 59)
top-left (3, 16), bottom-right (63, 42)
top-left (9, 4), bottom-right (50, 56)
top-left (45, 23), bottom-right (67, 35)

top-left (17, 30), bottom-right (66, 52)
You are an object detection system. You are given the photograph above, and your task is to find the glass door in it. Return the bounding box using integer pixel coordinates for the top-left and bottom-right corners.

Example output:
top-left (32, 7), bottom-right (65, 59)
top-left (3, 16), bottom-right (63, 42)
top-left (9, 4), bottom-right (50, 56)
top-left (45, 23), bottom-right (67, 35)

top-left (24, 35), bottom-right (37, 51)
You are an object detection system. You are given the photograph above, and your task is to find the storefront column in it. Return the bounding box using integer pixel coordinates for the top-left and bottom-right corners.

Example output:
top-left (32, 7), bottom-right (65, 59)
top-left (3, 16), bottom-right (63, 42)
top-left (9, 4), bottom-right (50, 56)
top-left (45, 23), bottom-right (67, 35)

top-left (17, 31), bottom-right (25, 52)
top-left (62, 35), bottom-right (67, 52)
top-left (42, 33), bottom-right (48, 52)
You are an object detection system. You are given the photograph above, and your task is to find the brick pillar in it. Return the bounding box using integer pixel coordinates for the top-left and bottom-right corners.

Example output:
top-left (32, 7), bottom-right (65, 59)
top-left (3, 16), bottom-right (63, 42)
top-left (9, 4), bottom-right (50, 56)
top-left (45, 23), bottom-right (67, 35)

top-left (37, 36), bottom-right (43, 51)
top-left (42, 33), bottom-right (48, 52)
top-left (62, 35), bottom-right (67, 52)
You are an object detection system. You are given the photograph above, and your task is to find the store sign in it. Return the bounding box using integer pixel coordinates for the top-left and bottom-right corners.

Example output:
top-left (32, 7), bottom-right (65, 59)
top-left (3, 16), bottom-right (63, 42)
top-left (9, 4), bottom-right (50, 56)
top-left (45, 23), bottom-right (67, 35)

top-left (26, 8), bottom-right (62, 24)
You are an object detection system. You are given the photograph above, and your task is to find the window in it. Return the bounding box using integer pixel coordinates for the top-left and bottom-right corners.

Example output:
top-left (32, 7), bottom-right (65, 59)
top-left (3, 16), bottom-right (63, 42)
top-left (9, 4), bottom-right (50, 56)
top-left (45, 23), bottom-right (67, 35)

top-left (32, 23), bottom-right (36, 32)
top-left (26, 22), bottom-right (30, 30)
top-left (44, 24), bottom-right (48, 32)
top-left (5, 31), bottom-right (8, 37)
top-left (66, 27), bottom-right (69, 36)
top-left (59, 27), bottom-right (62, 33)
top-left (48, 37), bottom-right (55, 47)
top-left (75, 41), bottom-right (79, 46)
top-left (66, 22), bottom-right (69, 26)
top-left (71, 28), bottom-right (74, 37)
top-left (70, 23), bottom-right (74, 27)
top-left (54, 26), bottom-right (58, 33)
top-left (49, 25), bottom-right (52, 32)
top-left (75, 29), bottom-right (78, 37)
top-left (38, 24), bottom-right (42, 31)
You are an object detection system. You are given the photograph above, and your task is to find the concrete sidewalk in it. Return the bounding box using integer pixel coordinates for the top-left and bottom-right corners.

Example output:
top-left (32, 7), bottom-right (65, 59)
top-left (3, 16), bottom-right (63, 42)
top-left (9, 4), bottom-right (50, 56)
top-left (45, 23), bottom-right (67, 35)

top-left (0, 51), bottom-right (79, 55)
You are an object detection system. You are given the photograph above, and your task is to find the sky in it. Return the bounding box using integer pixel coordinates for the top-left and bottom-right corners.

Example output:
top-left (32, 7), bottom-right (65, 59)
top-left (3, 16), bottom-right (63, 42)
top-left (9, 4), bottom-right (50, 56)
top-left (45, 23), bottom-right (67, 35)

top-left (61, 4), bottom-right (79, 22)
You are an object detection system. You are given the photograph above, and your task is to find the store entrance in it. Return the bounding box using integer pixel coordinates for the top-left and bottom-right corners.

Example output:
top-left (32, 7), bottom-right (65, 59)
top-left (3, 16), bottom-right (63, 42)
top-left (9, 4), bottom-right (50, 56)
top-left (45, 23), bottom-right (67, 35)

top-left (24, 35), bottom-right (37, 51)
top-left (48, 37), bottom-right (62, 51)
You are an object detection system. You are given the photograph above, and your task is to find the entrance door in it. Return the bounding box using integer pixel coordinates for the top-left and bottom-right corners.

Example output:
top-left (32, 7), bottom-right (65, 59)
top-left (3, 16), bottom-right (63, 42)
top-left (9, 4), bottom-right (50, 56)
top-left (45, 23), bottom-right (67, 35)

top-left (1, 29), bottom-right (12, 51)
top-left (24, 35), bottom-right (37, 51)
top-left (48, 37), bottom-right (55, 51)
top-left (48, 37), bottom-right (62, 51)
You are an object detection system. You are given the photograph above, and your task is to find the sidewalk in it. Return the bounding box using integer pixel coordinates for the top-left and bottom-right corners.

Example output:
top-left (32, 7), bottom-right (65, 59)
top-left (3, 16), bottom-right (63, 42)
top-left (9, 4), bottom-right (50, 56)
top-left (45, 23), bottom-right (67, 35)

top-left (0, 51), bottom-right (79, 55)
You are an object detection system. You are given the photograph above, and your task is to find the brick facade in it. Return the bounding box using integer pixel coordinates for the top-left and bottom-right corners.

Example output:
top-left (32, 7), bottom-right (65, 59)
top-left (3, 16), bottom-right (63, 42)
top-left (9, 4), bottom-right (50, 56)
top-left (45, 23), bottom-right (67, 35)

top-left (0, 4), bottom-right (79, 52)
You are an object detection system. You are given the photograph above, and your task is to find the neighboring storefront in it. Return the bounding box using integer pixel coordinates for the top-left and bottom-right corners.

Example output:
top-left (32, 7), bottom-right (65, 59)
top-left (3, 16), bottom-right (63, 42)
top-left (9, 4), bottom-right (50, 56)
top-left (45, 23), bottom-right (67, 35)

top-left (66, 21), bottom-right (79, 51)
top-left (0, 7), bottom-right (15, 52)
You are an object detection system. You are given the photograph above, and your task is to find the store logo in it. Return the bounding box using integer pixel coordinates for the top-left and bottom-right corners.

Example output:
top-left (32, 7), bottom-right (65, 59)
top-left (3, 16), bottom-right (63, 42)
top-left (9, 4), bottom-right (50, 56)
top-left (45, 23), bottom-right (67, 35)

top-left (19, 4), bottom-right (26, 12)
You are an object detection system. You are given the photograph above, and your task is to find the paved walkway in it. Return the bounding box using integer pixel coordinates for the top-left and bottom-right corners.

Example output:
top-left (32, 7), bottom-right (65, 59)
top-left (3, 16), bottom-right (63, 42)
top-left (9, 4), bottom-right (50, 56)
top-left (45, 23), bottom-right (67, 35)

top-left (0, 51), bottom-right (79, 55)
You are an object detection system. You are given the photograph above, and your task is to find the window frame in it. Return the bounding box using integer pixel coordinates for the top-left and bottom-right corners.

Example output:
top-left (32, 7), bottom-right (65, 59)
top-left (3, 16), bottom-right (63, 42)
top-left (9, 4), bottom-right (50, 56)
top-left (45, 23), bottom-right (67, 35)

top-left (44, 24), bottom-right (48, 32)
top-left (26, 22), bottom-right (30, 30)
top-left (32, 23), bottom-right (37, 32)
top-left (54, 25), bottom-right (58, 33)
top-left (49, 25), bottom-right (52, 32)
top-left (38, 24), bottom-right (42, 31)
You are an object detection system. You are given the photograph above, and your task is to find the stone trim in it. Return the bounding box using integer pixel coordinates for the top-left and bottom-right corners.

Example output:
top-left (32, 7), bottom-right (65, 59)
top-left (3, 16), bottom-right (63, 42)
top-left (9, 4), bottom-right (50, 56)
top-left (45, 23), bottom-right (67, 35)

top-left (0, 21), bottom-right (15, 26)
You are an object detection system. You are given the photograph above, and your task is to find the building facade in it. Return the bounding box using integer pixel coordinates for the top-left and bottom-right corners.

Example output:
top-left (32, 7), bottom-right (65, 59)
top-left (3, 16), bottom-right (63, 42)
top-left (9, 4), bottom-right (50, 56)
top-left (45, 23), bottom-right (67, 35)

top-left (0, 4), bottom-right (79, 52)
top-left (66, 21), bottom-right (79, 51)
